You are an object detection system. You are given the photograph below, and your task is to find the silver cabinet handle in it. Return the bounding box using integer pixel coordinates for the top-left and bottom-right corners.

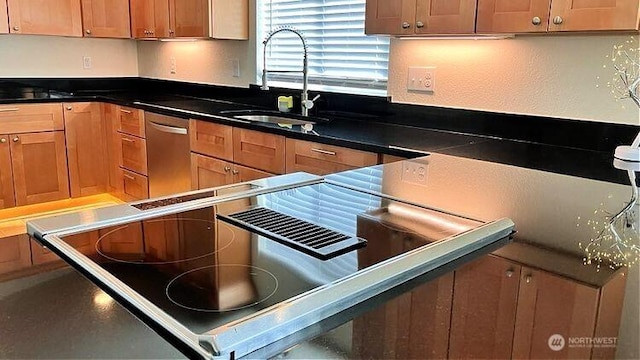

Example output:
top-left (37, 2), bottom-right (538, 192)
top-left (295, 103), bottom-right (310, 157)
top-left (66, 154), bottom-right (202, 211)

top-left (532, 16), bottom-right (542, 25)
top-left (123, 173), bottom-right (136, 180)
top-left (232, 169), bottom-right (239, 175)
top-left (148, 121), bottom-right (187, 135)
top-left (0, 108), bottom-right (19, 112)
top-left (121, 137), bottom-right (136, 143)
top-left (553, 16), bottom-right (563, 25)
top-left (416, 21), bottom-right (425, 28)
top-left (12, 136), bottom-right (19, 143)
top-left (401, 22), bottom-right (411, 29)
top-left (311, 148), bottom-right (336, 156)
top-left (224, 166), bottom-right (231, 172)
top-left (120, 109), bottom-right (133, 114)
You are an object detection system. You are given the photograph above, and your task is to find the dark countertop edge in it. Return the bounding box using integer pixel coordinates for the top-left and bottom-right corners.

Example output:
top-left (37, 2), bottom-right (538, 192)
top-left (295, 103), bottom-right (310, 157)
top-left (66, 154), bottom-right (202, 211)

top-left (0, 93), bottom-right (635, 186)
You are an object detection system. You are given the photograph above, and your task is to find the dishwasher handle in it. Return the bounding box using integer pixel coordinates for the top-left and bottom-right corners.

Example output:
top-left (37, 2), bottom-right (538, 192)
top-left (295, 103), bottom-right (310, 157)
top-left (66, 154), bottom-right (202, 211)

top-left (147, 121), bottom-right (188, 135)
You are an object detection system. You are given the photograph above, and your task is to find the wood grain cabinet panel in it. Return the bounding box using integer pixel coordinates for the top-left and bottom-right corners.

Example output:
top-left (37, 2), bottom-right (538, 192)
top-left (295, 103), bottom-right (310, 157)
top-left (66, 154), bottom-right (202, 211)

top-left (0, 103), bottom-right (64, 134)
top-left (169, 0), bottom-right (208, 37)
top-left (130, 0), bottom-right (170, 38)
top-left (550, 0), bottom-right (640, 31)
top-left (365, 0), bottom-right (416, 35)
top-left (415, 0), bottom-right (477, 34)
top-left (191, 153), bottom-right (233, 190)
top-left (119, 133), bottom-right (148, 176)
top-left (121, 168), bottom-right (149, 201)
top-left (10, 131), bottom-right (69, 206)
top-left (232, 164), bottom-right (272, 183)
top-left (233, 128), bottom-right (285, 174)
top-left (449, 255), bottom-right (521, 359)
top-left (102, 103), bottom-right (124, 195)
top-left (0, 234), bottom-right (31, 275)
top-left (81, 0), bottom-right (131, 38)
top-left (117, 106), bottom-right (145, 137)
top-left (286, 138), bottom-right (379, 176)
top-left (210, 0), bottom-right (249, 39)
top-left (512, 267), bottom-right (599, 359)
top-left (0, 135), bottom-right (15, 209)
top-left (477, 0), bottom-right (552, 33)
top-left (64, 102), bottom-right (107, 198)
top-left (189, 120), bottom-right (233, 161)
top-left (7, 0), bottom-right (83, 36)
top-left (0, 0), bottom-right (8, 34)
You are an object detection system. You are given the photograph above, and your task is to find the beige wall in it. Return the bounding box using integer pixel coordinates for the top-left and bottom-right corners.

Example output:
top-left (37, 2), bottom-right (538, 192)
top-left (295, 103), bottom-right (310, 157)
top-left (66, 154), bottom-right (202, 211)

top-left (0, 35), bottom-right (138, 77)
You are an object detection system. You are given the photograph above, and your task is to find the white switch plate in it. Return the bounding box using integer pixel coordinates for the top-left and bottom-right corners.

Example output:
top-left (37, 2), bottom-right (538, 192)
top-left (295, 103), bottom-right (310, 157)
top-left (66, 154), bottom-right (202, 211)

top-left (170, 58), bottom-right (177, 74)
top-left (407, 66), bottom-right (435, 92)
top-left (231, 59), bottom-right (240, 78)
top-left (82, 56), bottom-right (92, 70)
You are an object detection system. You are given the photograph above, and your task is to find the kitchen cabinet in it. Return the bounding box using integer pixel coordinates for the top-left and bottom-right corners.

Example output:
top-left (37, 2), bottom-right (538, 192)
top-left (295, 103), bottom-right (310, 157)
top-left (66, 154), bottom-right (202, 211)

top-left (111, 105), bottom-right (149, 201)
top-left (365, 0), bottom-right (477, 35)
top-left (102, 103), bottom-right (123, 195)
top-left (119, 133), bottom-right (148, 176)
top-left (130, 0), bottom-right (170, 38)
top-left (285, 138), bottom-right (379, 176)
top-left (169, 0), bottom-right (208, 38)
top-left (117, 105), bottom-right (146, 138)
top-left (233, 128), bottom-right (285, 174)
top-left (80, 0), bottom-right (131, 38)
top-left (191, 153), bottom-right (272, 190)
top-left (121, 168), bottom-right (149, 201)
top-left (190, 120), bottom-right (234, 161)
top-left (0, 103), bottom-right (64, 134)
top-left (448, 255), bottom-right (520, 359)
top-left (210, 0), bottom-right (249, 40)
top-left (0, 135), bottom-right (15, 209)
top-left (0, 234), bottom-right (31, 276)
top-left (0, 0), bottom-right (8, 34)
top-left (64, 102), bottom-right (107, 198)
top-left (10, 131), bottom-right (70, 206)
top-left (7, 0), bottom-right (83, 36)
top-left (477, 0), bottom-right (640, 33)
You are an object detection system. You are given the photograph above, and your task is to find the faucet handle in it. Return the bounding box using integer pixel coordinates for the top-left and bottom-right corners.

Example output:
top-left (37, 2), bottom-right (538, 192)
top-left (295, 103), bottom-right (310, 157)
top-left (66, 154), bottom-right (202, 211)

top-left (303, 94), bottom-right (321, 110)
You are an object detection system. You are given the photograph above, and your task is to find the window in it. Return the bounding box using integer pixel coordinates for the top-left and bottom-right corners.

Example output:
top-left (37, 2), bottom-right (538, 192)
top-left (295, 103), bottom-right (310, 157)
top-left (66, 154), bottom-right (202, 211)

top-left (258, 0), bottom-right (390, 94)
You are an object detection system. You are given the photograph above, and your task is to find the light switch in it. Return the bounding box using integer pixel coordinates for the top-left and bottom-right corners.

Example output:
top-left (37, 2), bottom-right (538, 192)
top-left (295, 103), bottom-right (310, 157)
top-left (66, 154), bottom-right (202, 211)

top-left (407, 66), bottom-right (435, 92)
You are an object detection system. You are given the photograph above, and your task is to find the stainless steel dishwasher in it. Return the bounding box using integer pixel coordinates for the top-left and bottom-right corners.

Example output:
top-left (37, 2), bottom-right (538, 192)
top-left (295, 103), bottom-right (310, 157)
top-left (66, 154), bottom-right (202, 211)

top-left (145, 113), bottom-right (191, 198)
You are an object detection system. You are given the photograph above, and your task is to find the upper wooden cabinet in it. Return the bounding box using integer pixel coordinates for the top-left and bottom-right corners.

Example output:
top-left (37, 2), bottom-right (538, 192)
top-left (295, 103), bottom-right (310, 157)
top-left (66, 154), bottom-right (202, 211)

top-left (80, 0), bottom-right (132, 38)
top-left (7, 0), bottom-right (83, 37)
top-left (210, 0), bottom-right (249, 39)
top-left (169, 0), bottom-right (208, 38)
top-left (130, 0), bottom-right (170, 38)
top-left (0, 0), bottom-right (8, 34)
top-left (366, 0), bottom-right (477, 35)
top-left (477, 0), bottom-right (640, 33)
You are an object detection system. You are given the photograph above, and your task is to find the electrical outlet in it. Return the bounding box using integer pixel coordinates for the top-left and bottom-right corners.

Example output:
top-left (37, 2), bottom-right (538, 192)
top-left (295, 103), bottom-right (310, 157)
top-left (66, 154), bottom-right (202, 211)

top-left (407, 66), bottom-right (435, 92)
top-left (401, 160), bottom-right (428, 186)
top-left (170, 58), bottom-right (177, 74)
top-left (82, 56), bottom-right (92, 70)
top-left (232, 59), bottom-right (240, 78)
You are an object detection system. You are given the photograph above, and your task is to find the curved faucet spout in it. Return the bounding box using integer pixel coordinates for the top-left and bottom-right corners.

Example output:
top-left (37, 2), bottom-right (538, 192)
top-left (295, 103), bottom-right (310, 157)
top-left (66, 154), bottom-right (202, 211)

top-left (262, 27), bottom-right (313, 116)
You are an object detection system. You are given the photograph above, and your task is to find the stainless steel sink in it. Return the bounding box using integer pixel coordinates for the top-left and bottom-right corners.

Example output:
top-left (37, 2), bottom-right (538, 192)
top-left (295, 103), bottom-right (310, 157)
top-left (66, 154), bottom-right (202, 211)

top-left (219, 109), bottom-right (328, 126)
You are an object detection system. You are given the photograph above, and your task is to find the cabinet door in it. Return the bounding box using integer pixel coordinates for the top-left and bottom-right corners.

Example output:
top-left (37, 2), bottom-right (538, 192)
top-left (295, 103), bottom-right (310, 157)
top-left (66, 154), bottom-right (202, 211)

top-left (232, 164), bottom-right (273, 183)
top-left (0, 234), bottom-right (31, 275)
top-left (477, 0), bottom-right (552, 33)
top-left (191, 153), bottom-right (233, 190)
top-left (0, 0), bottom-right (8, 34)
top-left (81, 0), bottom-right (131, 38)
top-left (0, 103), bottom-right (64, 134)
top-left (0, 135), bottom-right (15, 209)
top-left (285, 138), bottom-right (379, 176)
top-left (365, 0), bottom-right (417, 35)
top-left (117, 106), bottom-right (145, 137)
top-left (189, 120), bottom-right (233, 161)
top-left (11, 131), bottom-right (70, 206)
top-left (121, 169), bottom-right (148, 201)
top-left (102, 104), bottom-right (123, 195)
top-left (233, 128), bottom-right (285, 174)
top-left (64, 102), bottom-right (107, 198)
top-left (415, 0), bottom-right (477, 34)
top-left (550, 0), bottom-right (640, 31)
top-left (7, 0), bottom-right (82, 36)
top-left (131, 0), bottom-right (169, 38)
top-left (512, 267), bottom-right (599, 359)
top-left (210, 0), bottom-right (249, 39)
top-left (119, 133), bottom-right (148, 176)
top-left (169, 0), bottom-right (208, 37)
top-left (449, 255), bottom-right (521, 359)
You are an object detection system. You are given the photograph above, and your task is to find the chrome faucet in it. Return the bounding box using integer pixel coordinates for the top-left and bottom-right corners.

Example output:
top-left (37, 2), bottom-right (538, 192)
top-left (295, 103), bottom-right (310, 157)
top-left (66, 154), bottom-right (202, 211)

top-left (262, 27), bottom-right (318, 116)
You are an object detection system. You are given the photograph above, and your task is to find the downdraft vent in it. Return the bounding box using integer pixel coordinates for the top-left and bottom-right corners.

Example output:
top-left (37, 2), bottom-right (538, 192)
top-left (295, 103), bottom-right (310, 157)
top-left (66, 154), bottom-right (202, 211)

top-left (217, 207), bottom-right (366, 260)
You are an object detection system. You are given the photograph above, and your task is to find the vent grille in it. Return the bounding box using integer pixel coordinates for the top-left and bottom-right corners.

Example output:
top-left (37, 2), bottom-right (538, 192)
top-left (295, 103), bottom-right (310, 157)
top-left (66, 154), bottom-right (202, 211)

top-left (217, 207), bottom-right (366, 260)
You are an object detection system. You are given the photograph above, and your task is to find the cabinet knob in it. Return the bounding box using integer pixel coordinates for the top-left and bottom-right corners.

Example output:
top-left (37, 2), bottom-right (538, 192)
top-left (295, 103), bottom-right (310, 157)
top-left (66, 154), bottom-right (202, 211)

top-left (85, 29), bottom-right (92, 35)
top-left (401, 22), bottom-right (411, 29)
top-left (532, 17), bottom-right (542, 26)
top-left (12, 136), bottom-right (19, 143)
top-left (416, 21), bottom-right (425, 29)
top-left (525, 274), bottom-right (533, 283)
top-left (506, 269), bottom-right (514, 278)
top-left (224, 166), bottom-right (231, 172)
top-left (66, 106), bottom-right (73, 111)
top-left (552, 16), bottom-right (563, 25)
top-left (232, 169), bottom-right (239, 175)
top-left (0, 138), bottom-right (6, 144)
top-left (12, 26), bottom-right (19, 32)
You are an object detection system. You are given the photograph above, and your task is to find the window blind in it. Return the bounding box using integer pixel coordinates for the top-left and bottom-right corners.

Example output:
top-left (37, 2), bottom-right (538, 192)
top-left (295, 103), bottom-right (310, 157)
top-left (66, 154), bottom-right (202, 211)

top-left (259, 0), bottom-right (390, 92)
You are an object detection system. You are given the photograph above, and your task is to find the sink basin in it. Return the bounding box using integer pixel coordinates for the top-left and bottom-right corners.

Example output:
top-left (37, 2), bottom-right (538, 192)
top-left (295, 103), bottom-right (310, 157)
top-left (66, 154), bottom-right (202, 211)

top-left (219, 109), bottom-right (328, 126)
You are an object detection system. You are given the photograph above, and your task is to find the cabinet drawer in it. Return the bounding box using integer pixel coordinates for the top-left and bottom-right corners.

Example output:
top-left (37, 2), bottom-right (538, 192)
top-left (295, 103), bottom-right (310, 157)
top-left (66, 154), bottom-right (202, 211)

top-left (189, 120), bottom-right (233, 161)
top-left (286, 139), bottom-right (378, 175)
top-left (117, 106), bottom-right (145, 137)
top-left (119, 133), bottom-right (148, 175)
top-left (233, 128), bottom-right (285, 174)
top-left (122, 169), bottom-right (149, 200)
top-left (0, 234), bottom-right (32, 275)
top-left (0, 103), bottom-right (64, 134)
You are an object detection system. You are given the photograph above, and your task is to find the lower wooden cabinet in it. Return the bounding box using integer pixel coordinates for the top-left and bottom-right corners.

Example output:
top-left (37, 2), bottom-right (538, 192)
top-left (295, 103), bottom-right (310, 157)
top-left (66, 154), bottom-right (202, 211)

top-left (10, 131), bottom-right (70, 206)
top-left (233, 128), bottom-right (285, 174)
top-left (64, 102), bottom-right (107, 198)
top-left (286, 138), bottom-right (379, 175)
top-left (0, 135), bottom-right (16, 209)
top-left (191, 153), bottom-right (272, 190)
top-left (121, 169), bottom-right (149, 201)
top-left (0, 234), bottom-right (32, 275)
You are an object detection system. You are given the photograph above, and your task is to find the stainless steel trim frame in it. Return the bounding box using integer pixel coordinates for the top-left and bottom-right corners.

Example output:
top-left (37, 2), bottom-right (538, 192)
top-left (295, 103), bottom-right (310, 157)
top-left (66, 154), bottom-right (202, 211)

top-left (132, 102), bottom-right (250, 124)
top-left (202, 218), bottom-right (514, 358)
